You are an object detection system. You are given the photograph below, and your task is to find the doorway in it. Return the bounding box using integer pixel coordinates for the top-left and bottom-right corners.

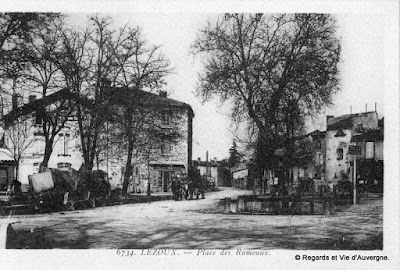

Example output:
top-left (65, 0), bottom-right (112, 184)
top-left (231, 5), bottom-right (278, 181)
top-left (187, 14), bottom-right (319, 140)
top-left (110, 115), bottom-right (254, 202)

top-left (163, 171), bottom-right (170, 192)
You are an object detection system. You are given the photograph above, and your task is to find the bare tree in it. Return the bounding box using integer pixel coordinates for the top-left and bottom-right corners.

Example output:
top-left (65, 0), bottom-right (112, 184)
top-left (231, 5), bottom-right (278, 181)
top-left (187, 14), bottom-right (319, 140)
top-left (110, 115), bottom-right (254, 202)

top-left (2, 115), bottom-right (38, 182)
top-left (0, 13), bottom-right (61, 91)
top-left (110, 28), bottom-right (173, 195)
top-left (58, 16), bottom-right (173, 192)
top-left (192, 13), bottom-right (341, 183)
top-left (16, 15), bottom-right (74, 169)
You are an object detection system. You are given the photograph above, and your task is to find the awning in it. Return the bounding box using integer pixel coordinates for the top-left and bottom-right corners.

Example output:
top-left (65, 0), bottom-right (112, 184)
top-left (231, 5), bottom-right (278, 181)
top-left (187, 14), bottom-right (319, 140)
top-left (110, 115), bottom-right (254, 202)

top-left (0, 149), bottom-right (15, 164)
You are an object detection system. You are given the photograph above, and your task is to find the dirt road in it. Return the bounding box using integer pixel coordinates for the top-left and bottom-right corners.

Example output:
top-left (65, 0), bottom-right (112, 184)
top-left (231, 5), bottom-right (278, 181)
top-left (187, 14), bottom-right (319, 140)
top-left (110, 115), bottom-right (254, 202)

top-left (2, 187), bottom-right (382, 249)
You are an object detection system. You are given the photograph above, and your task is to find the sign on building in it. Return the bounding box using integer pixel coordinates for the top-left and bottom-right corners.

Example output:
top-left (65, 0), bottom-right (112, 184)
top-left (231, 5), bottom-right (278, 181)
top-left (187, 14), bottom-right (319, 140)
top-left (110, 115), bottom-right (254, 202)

top-left (348, 145), bottom-right (362, 155)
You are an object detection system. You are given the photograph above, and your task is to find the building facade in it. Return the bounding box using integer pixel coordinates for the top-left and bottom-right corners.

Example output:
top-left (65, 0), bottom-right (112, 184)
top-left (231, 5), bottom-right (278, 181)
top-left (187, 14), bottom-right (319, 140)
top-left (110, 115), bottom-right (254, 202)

top-left (260, 111), bottom-right (383, 192)
top-left (192, 158), bottom-right (219, 187)
top-left (1, 88), bottom-right (194, 194)
top-left (325, 112), bottom-right (379, 184)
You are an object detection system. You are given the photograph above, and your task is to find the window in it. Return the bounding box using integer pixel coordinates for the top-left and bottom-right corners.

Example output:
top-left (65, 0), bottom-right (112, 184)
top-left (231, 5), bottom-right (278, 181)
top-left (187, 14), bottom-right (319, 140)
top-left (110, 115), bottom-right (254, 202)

top-left (365, 142), bottom-right (374, 159)
top-left (34, 140), bottom-right (45, 156)
top-left (161, 142), bottom-right (172, 155)
top-left (57, 133), bottom-right (71, 156)
top-left (337, 148), bottom-right (343, 160)
top-left (161, 112), bottom-right (171, 126)
top-left (57, 162), bottom-right (71, 169)
top-left (316, 140), bottom-right (322, 149)
top-left (315, 152), bottom-right (323, 166)
top-left (35, 108), bottom-right (45, 126)
top-left (33, 162), bottom-right (41, 174)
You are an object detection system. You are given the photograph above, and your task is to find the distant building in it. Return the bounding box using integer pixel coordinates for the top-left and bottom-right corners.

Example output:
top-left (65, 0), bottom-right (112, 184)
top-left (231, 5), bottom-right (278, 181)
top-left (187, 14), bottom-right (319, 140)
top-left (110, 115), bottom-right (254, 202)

top-left (325, 111), bottom-right (379, 184)
top-left (350, 117), bottom-right (383, 188)
top-left (192, 157), bottom-right (219, 187)
top-left (263, 111), bottom-right (383, 191)
top-left (231, 163), bottom-right (249, 189)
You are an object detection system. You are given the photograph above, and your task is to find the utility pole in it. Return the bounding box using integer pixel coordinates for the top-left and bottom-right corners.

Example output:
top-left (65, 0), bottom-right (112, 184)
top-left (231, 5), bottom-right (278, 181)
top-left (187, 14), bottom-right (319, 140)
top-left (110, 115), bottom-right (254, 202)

top-left (206, 151), bottom-right (209, 178)
top-left (353, 152), bottom-right (357, 205)
top-left (349, 144), bottom-right (360, 205)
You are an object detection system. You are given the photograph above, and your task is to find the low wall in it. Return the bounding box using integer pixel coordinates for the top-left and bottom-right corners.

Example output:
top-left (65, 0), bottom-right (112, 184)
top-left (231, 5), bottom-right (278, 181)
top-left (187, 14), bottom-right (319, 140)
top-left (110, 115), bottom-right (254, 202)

top-left (222, 195), bottom-right (335, 215)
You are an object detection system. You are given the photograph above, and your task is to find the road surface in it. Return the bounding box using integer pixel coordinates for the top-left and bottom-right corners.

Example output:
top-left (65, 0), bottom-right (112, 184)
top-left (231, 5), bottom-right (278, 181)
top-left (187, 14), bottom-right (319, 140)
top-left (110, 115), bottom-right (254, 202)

top-left (2, 187), bottom-right (382, 249)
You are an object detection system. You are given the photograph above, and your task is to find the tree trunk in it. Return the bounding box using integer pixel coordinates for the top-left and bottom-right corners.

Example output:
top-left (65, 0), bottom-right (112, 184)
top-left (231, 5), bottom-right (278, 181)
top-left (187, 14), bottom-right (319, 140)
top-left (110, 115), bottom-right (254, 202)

top-left (122, 135), bottom-right (135, 196)
top-left (147, 150), bottom-right (151, 195)
top-left (41, 138), bottom-right (54, 171)
top-left (14, 163), bottom-right (19, 182)
top-left (122, 104), bottom-right (134, 196)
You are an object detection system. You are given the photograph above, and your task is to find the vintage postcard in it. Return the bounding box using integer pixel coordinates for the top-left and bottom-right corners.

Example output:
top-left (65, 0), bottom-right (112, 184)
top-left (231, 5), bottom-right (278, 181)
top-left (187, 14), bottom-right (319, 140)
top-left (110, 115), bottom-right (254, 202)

top-left (0, 0), bottom-right (398, 269)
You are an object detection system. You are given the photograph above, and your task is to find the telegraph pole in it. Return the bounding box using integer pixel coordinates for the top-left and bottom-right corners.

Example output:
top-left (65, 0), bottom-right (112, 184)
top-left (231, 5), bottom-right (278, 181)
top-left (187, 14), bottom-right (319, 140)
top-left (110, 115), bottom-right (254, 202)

top-left (353, 153), bottom-right (357, 205)
top-left (349, 144), bottom-right (361, 205)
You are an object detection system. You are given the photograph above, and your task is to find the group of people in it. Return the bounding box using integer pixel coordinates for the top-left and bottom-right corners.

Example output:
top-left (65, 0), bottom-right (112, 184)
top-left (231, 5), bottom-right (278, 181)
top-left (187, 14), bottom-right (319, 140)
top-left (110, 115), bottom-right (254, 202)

top-left (170, 176), bottom-right (206, 201)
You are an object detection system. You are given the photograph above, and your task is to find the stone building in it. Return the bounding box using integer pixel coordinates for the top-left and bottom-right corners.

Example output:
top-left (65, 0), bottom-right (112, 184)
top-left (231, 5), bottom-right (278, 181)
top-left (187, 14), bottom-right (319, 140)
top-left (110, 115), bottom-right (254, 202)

top-left (0, 89), bottom-right (83, 189)
top-left (96, 89), bottom-right (194, 193)
top-left (349, 117), bottom-right (383, 190)
top-left (325, 111), bottom-right (379, 184)
top-left (0, 88), bottom-right (194, 194)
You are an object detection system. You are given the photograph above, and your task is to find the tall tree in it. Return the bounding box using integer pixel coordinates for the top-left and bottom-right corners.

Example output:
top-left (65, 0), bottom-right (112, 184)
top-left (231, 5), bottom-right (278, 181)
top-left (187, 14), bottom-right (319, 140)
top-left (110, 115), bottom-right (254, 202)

top-left (17, 15), bottom-right (72, 169)
top-left (58, 16), bottom-right (172, 182)
top-left (192, 13), bottom-right (341, 183)
top-left (57, 16), bottom-right (123, 171)
top-left (111, 28), bottom-right (172, 195)
top-left (0, 13), bottom-right (61, 88)
top-left (228, 140), bottom-right (241, 168)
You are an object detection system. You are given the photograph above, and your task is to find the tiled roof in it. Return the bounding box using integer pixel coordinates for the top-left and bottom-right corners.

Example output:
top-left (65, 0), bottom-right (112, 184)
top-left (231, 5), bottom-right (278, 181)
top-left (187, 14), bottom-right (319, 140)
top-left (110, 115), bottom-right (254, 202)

top-left (3, 87), bottom-right (194, 125)
top-left (327, 111), bottom-right (376, 131)
top-left (3, 88), bottom-right (77, 126)
top-left (106, 87), bottom-right (194, 117)
top-left (192, 160), bottom-right (219, 167)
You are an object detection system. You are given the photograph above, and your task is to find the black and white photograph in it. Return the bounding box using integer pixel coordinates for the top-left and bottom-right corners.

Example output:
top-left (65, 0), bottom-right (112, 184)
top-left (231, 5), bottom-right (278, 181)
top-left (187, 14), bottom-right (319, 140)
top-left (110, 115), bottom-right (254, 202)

top-left (0, 0), bottom-right (398, 269)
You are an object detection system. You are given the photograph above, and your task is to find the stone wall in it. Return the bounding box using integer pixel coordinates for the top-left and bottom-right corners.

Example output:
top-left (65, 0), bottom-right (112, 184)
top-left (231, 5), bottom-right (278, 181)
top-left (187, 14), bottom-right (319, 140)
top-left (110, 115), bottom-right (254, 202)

top-left (325, 129), bottom-right (352, 183)
top-left (98, 108), bottom-right (191, 192)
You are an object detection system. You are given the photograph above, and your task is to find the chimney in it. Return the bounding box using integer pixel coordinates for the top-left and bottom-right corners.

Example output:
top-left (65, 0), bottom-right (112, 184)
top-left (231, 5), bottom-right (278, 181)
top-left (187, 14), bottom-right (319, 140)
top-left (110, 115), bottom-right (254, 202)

top-left (326, 115), bottom-right (334, 128)
top-left (197, 157), bottom-right (201, 162)
top-left (29, 95), bottom-right (36, 103)
top-left (159, 91), bottom-right (167, 98)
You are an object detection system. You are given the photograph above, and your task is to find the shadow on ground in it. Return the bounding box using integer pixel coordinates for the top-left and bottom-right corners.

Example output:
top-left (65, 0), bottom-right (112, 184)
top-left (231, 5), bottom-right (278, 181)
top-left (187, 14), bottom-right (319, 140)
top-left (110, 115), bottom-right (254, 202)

top-left (8, 219), bottom-right (383, 250)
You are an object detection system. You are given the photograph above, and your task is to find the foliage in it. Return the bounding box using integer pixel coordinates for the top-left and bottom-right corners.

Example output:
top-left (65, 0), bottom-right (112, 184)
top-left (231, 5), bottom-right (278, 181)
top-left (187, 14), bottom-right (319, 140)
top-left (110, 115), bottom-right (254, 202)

top-left (192, 13), bottom-right (341, 178)
top-left (228, 140), bottom-right (241, 168)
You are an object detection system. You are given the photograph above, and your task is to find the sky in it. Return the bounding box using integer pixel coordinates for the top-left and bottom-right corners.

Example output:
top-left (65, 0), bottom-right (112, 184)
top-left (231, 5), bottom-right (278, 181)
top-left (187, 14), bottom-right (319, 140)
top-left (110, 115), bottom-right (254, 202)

top-left (97, 12), bottom-right (387, 161)
top-left (26, 0), bottom-right (393, 162)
